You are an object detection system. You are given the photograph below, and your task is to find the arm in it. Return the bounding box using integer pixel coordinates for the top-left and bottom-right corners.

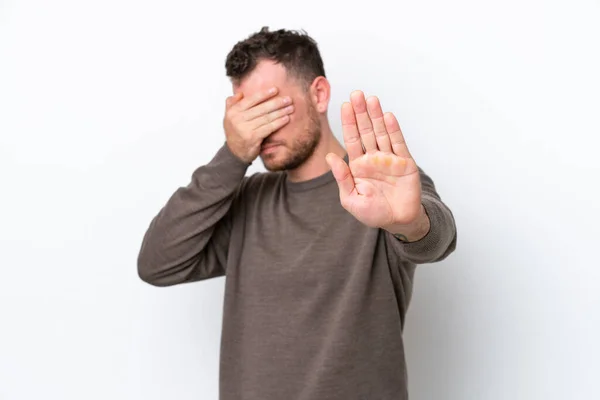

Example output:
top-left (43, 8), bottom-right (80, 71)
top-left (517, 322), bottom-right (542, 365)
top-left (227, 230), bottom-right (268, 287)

top-left (137, 87), bottom-right (295, 286)
top-left (383, 166), bottom-right (457, 264)
top-left (137, 143), bottom-right (249, 286)
top-left (326, 91), bottom-right (456, 265)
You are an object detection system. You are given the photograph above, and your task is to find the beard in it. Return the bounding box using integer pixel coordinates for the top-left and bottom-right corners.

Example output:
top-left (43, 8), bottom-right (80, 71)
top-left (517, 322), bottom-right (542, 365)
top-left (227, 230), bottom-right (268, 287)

top-left (260, 102), bottom-right (322, 172)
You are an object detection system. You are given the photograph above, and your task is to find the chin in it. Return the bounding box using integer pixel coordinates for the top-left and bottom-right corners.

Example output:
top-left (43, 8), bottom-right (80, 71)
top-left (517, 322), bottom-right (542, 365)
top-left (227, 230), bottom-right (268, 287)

top-left (260, 155), bottom-right (288, 172)
top-left (260, 150), bottom-right (293, 172)
top-left (260, 126), bottom-right (321, 172)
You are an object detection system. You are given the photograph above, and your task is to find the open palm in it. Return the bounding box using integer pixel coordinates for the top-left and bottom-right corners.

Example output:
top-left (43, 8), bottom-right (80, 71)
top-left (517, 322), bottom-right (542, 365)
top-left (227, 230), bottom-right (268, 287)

top-left (326, 91), bottom-right (422, 228)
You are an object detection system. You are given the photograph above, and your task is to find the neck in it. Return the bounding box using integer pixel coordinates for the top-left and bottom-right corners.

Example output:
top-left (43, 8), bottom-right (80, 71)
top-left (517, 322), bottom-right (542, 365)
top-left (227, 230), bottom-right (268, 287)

top-left (286, 122), bottom-right (347, 182)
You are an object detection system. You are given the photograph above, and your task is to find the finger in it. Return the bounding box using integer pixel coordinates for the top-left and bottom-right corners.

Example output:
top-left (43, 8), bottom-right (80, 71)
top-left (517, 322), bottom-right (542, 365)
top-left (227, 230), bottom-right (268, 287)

top-left (325, 153), bottom-right (355, 200)
top-left (238, 87), bottom-right (279, 111)
top-left (366, 96), bottom-right (392, 153)
top-left (341, 102), bottom-right (364, 161)
top-left (244, 95), bottom-right (292, 122)
top-left (254, 114), bottom-right (291, 139)
top-left (226, 92), bottom-right (244, 109)
top-left (384, 112), bottom-right (412, 159)
top-left (253, 104), bottom-right (295, 130)
top-left (350, 90), bottom-right (378, 153)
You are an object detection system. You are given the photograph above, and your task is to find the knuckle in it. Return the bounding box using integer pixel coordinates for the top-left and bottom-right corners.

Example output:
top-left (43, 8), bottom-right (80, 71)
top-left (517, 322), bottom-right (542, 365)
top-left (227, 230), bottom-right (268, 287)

top-left (262, 113), bottom-right (273, 123)
top-left (265, 112), bottom-right (278, 123)
top-left (276, 116), bottom-right (288, 126)
top-left (362, 127), bottom-right (374, 135)
top-left (344, 136), bottom-right (361, 144)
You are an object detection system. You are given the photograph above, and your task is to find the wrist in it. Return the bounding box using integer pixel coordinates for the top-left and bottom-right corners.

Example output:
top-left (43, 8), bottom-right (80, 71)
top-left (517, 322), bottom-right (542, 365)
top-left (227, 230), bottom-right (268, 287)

top-left (383, 204), bottom-right (430, 242)
top-left (225, 141), bottom-right (253, 165)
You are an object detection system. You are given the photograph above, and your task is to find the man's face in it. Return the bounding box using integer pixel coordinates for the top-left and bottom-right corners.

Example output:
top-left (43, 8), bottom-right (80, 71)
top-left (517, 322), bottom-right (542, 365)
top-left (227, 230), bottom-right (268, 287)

top-left (233, 60), bottom-right (322, 172)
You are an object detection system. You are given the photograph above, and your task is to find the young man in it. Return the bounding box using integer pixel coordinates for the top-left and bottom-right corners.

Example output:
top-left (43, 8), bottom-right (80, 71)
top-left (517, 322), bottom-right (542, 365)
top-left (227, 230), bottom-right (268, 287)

top-left (138, 26), bottom-right (457, 400)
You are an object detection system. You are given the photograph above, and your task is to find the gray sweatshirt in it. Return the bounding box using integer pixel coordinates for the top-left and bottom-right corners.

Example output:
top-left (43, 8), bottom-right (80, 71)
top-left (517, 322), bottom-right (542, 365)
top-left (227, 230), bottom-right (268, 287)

top-left (137, 143), bottom-right (457, 400)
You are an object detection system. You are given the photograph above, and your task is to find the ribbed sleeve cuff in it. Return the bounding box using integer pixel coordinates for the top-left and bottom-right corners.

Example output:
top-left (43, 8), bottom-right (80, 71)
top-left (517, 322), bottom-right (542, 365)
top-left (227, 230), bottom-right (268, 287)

top-left (398, 195), bottom-right (456, 262)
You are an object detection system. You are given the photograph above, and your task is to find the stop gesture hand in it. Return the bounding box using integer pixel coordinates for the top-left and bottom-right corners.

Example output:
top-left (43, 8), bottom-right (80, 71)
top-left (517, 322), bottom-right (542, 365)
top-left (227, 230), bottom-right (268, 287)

top-left (325, 91), bottom-right (430, 241)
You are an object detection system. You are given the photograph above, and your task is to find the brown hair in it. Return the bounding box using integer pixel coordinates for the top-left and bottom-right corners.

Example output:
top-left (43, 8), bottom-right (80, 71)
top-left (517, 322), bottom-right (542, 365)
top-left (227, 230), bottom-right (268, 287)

top-left (225, 26), bottom-right (326, 91)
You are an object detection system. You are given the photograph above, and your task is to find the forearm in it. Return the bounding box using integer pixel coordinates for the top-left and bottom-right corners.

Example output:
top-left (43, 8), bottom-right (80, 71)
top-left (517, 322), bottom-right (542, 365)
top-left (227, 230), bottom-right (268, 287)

top-left (138, 176), bottom-right (235, 285)
top-left (384, 167), bottom-right (457, 264)
top-left (137, 143), bottom-right (249, 286)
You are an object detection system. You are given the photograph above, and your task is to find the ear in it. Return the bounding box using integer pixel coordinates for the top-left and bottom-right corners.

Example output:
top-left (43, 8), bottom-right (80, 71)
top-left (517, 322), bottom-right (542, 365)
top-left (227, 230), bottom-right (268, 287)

top-left (309, 76), bottom-right (331, 113)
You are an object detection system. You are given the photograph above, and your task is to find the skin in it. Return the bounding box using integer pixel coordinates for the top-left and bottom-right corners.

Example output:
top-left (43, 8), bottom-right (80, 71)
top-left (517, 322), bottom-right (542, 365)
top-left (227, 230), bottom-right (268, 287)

top-left (225, 60), bottom-right (430, 242)
top-left (227, 60), bottom-right (346, 182)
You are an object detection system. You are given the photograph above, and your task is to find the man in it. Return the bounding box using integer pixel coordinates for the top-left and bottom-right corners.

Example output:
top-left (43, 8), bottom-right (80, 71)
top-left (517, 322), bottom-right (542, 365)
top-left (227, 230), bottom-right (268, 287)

top-left (138, 26), bottom-right (457, 400)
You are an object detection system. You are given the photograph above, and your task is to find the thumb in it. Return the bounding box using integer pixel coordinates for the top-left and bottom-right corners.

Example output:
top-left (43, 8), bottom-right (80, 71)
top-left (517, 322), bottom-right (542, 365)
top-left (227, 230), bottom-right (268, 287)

top-left (326, 153), bottom-right (354, 198)
top-left (226, 92), bottom-right (244, 108)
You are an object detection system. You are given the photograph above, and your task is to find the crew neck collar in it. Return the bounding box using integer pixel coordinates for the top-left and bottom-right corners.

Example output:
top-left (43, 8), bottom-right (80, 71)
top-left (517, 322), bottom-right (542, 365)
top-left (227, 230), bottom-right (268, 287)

top-left (284, 153), bottom-right (349, 192)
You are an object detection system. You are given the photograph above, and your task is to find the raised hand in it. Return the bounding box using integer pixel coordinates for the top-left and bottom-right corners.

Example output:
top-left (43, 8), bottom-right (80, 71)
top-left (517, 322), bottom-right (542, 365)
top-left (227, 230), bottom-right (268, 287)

top-left (223, 87), bottom-right (295, 163)
top-left (326, 91), bottom-right (427, 236)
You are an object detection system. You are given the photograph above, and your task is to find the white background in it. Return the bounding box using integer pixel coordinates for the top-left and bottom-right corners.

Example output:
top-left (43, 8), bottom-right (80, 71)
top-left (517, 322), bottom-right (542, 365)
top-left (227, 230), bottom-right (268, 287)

top-left (1, 0), bottom-right (599, 399)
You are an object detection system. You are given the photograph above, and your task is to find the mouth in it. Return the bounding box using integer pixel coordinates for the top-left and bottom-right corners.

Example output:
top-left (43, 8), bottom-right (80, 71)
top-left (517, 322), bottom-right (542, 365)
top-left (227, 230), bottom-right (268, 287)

top-left (261, 142), bottom-right (282, 153)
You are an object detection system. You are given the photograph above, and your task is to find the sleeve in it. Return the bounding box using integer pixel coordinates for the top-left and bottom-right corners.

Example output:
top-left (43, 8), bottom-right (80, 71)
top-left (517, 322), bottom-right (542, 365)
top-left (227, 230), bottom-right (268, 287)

top-left (385, 166), bottom-right (457, 264)
top-left (136, 143), bottom-right (250, 286)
